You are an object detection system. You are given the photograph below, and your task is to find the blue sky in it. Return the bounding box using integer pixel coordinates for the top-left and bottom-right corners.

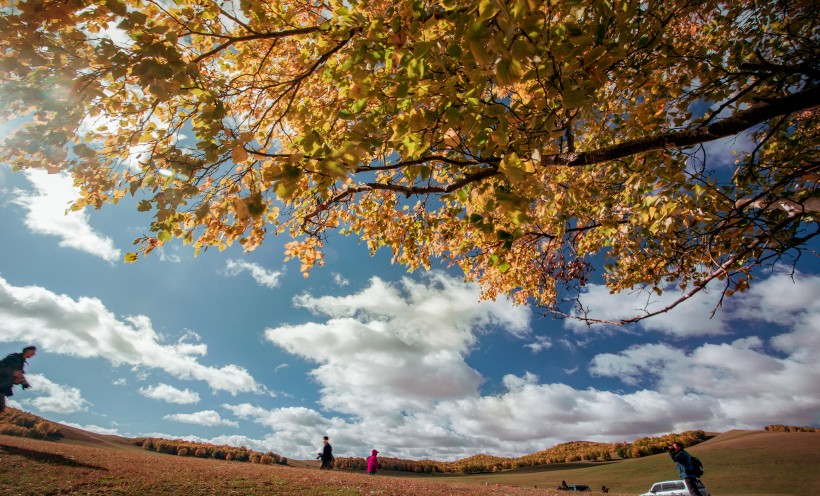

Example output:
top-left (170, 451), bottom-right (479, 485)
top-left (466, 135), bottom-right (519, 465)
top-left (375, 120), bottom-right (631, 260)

top-left (1, 135), bottom-right (819, 462)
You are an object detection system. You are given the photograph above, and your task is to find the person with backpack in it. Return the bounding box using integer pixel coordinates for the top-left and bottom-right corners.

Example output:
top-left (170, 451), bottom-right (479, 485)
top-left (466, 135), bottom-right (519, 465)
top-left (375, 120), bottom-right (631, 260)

top-left (366, 449), bottom-right (381, 475)
top-left (668, 443), bottom-right (704, 496)
top-left (0, 345), bottom-right (37, 413)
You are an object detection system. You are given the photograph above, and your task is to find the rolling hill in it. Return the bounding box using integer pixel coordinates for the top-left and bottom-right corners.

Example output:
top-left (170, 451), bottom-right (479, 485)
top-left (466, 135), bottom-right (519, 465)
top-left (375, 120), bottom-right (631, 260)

top-left (0, 411), bottom-right (818, 495)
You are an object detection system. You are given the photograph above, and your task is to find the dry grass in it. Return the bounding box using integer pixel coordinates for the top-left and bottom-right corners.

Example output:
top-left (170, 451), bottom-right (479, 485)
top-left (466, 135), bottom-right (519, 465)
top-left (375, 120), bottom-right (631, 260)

top-left (440, 430), bottom-right (820, 496)
top-left (1, 427), bottom-right (818, 495)
top-left (0, 434), bottom-right (583, 496)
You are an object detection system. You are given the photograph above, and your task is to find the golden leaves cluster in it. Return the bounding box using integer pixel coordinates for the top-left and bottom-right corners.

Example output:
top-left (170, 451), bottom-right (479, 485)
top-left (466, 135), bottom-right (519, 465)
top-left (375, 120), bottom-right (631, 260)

top-left (1, 0), bottom-right (817, 321)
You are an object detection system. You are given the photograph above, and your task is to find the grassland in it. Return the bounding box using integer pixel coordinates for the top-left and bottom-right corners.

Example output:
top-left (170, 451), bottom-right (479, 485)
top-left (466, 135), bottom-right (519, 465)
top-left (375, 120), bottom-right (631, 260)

top-left (1, 425), bottom-right (818, 495)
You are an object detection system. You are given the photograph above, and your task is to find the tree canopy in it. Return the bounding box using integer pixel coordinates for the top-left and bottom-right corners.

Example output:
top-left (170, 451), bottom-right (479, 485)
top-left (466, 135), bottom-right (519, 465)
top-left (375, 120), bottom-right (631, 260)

top-left (1, 0), bottom-right (818, 323)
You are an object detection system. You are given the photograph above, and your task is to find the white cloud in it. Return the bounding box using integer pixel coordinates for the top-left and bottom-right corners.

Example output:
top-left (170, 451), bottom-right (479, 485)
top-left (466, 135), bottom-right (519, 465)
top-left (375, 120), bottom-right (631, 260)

top-left (158, 246), bottom-right (182, 263)
top-left (332, 273), bottom-right (349, 286)
top-left (9, 170), bottom-right (121, 262)
top-left (0, 276), bottom-right (260, 394)
top-left (589, 333), bottom-right (820, 430)
top-left (139, 383), bottom-right (201, 404)
top-left (164, 410), bottom-right (239, 428)
top-left (564, 282), bottom-right (728, 336)
top-left (524, 335), bottom-right (552, 353)
top-left (731, 267), bottom-right (820, 328)
top-left (224, 259), bottom-right (283, 288)
top-left (225, 270), bottom-right (820, 461)
top-left (699, 128), bottom-right (757, 169)
top-left (19, 373), bottom-right (91, 414)
top-left (265, 272), bottom-right (531, 416)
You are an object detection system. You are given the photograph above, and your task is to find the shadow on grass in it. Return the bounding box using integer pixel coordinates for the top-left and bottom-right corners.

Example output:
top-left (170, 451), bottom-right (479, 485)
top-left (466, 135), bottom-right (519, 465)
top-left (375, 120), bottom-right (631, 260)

top-left (0, 443), bottom-right (106, 470)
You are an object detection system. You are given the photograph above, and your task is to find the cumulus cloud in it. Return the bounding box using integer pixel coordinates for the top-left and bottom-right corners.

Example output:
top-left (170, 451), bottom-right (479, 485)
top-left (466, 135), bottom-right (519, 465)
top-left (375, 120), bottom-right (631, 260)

top-left (224, 259), bottom-right (283, 288)
top-left (564, 281), bottom-right (728, 336)
top-left (220, 270), bottom-right (820, 461)
top-left (139, 383), bottom-right (201, 404)
top-left (164, 410), bottom-right (239, 428)
top-left (524, 335), bottom-right (552, 353)
top-left (20, 373), bottom-right (91, 414)
top-left (731, 267), bottom-right (820, 328)
top-left (586, 270), bottom-right (820, 430)
top-left (0, 276), bottom-right (260, 394)
top-left (589, 333), bottom-right (820, 431)
top-left (9, 170), bottom-right (121, 262)
top-left (265, 272), bottom-right (531, 415)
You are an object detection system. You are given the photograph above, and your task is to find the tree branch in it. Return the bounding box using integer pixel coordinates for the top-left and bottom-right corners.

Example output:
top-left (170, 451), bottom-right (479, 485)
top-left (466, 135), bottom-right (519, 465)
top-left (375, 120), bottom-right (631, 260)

top-left (540, 86), bottom-right (820, 167)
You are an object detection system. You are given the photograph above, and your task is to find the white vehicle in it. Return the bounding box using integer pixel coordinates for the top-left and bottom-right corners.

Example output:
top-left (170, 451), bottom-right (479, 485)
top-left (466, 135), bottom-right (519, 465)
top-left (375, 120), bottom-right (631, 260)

top-left (640, 479), bottom-right (711, 496)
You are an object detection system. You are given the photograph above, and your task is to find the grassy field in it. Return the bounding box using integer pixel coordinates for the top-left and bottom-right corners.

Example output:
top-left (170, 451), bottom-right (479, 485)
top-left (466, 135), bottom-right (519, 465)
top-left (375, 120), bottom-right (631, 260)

top-left (1, 426), bottom-right (818, 495)
top-left (425, 429), bottom-right (820, 496)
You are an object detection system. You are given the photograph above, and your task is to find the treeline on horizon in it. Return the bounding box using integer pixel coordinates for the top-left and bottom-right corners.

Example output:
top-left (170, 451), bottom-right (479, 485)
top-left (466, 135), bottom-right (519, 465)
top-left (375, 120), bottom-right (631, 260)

top-left (0, 408), bottom-right (63, 441)
top-left (128, 431), bottom-right (710, 474)
top-left (336, 431), bottom-right (708, 474)
top-left (131, 437), bottom-right (288, 466)
top-left (1, 407), bottom-right (817, 475)
top-left (764, 424), bottom-right (820, 433)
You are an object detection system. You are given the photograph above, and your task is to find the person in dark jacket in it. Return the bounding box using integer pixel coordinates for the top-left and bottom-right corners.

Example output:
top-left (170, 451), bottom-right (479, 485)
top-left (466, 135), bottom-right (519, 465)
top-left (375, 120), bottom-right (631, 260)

top-left (669, 443), bottom-right (703, 496)
top-left (317, 436), bottom-right (334, 469)
top-left (0, 345), bottom-right (37, 412)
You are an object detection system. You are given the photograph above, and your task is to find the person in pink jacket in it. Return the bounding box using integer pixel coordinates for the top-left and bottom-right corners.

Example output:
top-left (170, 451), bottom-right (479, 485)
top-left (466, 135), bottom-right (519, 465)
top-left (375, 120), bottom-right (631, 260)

top-left (366, 449), bottom-right (381, 475)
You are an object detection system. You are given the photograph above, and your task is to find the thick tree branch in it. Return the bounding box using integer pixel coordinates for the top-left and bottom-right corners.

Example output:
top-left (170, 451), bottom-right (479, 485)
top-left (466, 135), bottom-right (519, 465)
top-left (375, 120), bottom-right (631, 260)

top-left (540, 86), bottom-right (820, 167)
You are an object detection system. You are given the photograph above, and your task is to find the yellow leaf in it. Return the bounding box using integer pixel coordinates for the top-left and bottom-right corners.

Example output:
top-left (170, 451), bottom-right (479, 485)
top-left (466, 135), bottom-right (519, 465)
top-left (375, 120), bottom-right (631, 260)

top-left (443, 128), bottom-right (460, 148)
top-left (232, 146), bottom-right (249, 164)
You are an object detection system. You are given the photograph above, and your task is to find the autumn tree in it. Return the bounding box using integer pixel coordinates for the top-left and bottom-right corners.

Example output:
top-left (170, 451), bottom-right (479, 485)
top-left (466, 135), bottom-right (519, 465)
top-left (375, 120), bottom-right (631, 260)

top-left (0, 0), bottom-right (817, 323)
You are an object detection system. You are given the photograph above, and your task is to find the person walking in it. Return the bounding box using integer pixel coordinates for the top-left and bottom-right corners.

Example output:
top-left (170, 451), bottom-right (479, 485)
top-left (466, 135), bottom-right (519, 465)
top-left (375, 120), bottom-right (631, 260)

top-left (317, 436), bottom-right (334, 469)
top-left (366, 449), bottom-right (381, 475)
top-left (669, 443), bottom-right (703, 496)
top-left (0, 345), bottom-right (37, 413)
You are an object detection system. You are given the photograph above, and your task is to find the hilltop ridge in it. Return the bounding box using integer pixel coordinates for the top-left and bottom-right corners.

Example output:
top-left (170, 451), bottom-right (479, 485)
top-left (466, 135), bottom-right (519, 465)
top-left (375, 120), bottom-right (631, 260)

top-left (1, 408), bottom-right (819, 495)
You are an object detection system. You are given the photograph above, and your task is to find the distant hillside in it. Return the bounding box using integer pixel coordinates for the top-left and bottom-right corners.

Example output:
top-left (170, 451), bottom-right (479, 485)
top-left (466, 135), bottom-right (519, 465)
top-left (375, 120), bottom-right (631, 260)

top-left (0, 407), bottom-right (63, 440)
top-left (431, 429), bottom-right (820, 495)
top-left (335, 430), bottom-right (710, 474)
top-left (2, 421), bottom-right (818, 495)
top-left (2, 406), bottom-right (816, 487)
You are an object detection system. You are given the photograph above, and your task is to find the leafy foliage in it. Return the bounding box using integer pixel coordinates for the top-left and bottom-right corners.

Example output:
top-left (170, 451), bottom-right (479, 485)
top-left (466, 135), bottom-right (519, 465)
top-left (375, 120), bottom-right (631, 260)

top-left (132, 437), bottom-right (287, 465)
top-left (0, 407), bottom-right (64, 440)
top-left (764, 424), bottom-right (820, 433)
top-left (1, 0), bottom-right (818, 322)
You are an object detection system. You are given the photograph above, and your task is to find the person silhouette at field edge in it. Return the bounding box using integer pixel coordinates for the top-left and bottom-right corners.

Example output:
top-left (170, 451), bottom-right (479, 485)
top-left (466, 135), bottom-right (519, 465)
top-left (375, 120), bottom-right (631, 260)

top-left (317, 436), bottom-right (334, 469)
top-left (366, 449), bottom-right (381, 475)
top-left (0, 345), bottom-right (37, 413)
